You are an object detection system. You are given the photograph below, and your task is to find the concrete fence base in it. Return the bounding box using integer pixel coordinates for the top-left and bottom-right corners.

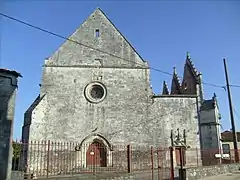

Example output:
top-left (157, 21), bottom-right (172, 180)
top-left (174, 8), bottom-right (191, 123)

top-left (186, 163), bottom-right (240, 180)
top-left (11, 164), bottom-right (240, 180)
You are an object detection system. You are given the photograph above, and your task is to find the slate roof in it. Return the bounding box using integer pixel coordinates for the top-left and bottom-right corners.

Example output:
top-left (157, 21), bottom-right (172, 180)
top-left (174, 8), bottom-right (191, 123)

top-left (184, 52), bottom-right (199, 82)
top-left (0, 68), bottom-right (22, 77)
top-left (171, 67), bottom-right (182, 94)
top-left (162, 81), bottom-right (169, 95)
top-left (221, 130), bottom-right (240, 142)
top-left (200, 99), bottom-right (215, 111)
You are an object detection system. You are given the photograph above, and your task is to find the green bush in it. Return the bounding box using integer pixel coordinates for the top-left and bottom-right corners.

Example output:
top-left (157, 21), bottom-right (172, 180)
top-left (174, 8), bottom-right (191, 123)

top-left (12, 141), bottom-right (21, 170)
top-left (13, 141), bottom-right (21, 158)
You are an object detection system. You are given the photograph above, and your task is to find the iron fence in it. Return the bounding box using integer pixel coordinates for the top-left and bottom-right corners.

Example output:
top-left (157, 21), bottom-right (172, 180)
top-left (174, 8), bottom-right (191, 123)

top-left (11, 140), bottom-right (238, 179)
top-left (176, 147), bottom-right (238, 167)
top-left (12, 141), bottom-right (175, 179)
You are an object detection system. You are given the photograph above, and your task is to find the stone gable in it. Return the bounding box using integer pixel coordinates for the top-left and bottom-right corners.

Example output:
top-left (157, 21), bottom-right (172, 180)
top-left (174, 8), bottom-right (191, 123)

top-left (45, 8), bottom-right (147, 68)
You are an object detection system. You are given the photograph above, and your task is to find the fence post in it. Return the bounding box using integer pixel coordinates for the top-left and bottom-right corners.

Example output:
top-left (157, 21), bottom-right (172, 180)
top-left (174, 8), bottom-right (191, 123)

top-left (196, 147), bottom-right (198, 167)
top-left (127, 145), bottom-right (132, 173)
top-left (151, 146), bottom-right (154, 180)
top-left (169, 146), bottom-right (174, 180)
top-left (179, 147), bottom-right (186, 180)
top-left (46, 140), bottom-right (50, 178)
top-left (157, 147), bottom-right (160, 180)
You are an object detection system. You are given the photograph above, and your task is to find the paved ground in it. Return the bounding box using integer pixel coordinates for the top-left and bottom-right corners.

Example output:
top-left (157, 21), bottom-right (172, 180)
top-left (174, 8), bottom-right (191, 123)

top-left (201, 172), bottom-right (240, 180)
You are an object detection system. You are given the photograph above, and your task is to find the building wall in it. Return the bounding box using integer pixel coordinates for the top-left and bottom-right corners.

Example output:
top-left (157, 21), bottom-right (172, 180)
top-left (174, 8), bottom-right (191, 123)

top-left (23, 85), bottom-right (201, 171)
top-left (199, 106), bottom-right (222, 165)
top-left (150, 96), bottom-right (201, 166)
top-left (25, 68), bottom-right (200, 148)
top-left (22, 8), bottom-right (202, 171)
top-left (200, 108), bottom-right (221, 149)
top-left (0, 72), bottom-right (19, 180)
top-left (24, 67), bottom-right (151, 144)
top-left (22, 8), bottom-right (150, 143)
top-left (221, 141), bottom-right (240, 162)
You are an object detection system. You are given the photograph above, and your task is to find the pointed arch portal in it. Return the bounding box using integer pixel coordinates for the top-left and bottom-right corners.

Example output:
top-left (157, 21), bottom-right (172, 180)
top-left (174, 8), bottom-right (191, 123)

top-left (79, 134), bottom-right (113, 168)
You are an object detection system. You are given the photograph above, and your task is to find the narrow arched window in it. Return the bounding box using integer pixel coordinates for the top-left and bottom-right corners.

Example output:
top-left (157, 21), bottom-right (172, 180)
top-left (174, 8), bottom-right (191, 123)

top-left (95, 29), bottom-right (100, 37)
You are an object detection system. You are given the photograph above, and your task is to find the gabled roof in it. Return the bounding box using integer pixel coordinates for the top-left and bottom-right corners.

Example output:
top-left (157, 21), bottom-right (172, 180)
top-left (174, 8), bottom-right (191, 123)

top-left (46, 8), bottom-right (147, 67)
top-left (184, 52), bottom-right (199, 82)
top-left (95, 8), bottom-right (146, 63)
top-left (24, 94), bottom-right (46, 125)
top-left (221, 130), bottom-right (240, 142)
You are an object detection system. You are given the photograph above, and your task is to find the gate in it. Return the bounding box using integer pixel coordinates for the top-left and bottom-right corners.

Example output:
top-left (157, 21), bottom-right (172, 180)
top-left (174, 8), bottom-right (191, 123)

top-left (178, 146), bottom-right (187, 180)
top-left (126, 145), bottom-right (175, 180)
top-left (155, 147), bottom-right (175, 180)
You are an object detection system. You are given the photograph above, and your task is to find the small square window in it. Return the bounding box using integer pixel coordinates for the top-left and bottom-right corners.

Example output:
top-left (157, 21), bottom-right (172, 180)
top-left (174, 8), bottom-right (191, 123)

top-left (222, 144), bottom-right (230, 154)
top-left (95, 29), bottom-right (100, 37)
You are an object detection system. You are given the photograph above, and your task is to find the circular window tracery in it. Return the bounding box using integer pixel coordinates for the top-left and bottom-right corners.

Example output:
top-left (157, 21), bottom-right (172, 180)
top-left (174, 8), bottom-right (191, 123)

top-left (84, 82), bottom-right (107, 103)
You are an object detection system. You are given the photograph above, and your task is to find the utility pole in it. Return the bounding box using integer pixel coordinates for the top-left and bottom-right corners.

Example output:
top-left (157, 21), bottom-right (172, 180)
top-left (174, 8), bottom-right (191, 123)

top-left (223, 58), bottom-right (239, 162)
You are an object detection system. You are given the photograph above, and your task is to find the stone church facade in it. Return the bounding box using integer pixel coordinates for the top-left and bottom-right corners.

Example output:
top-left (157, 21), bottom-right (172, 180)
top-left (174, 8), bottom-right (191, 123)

top-left (21, 8), bottom-right (222, 170)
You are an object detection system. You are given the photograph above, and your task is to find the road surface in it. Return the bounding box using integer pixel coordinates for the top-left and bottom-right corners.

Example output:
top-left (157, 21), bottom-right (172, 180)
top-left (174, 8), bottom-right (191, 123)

top-left (201, 172), bottom-right (240, 180)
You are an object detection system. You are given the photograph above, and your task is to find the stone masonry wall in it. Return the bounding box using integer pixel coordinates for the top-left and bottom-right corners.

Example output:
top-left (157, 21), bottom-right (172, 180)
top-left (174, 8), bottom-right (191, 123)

top-left (150, 96), bottom-right (201, 167)
top-left (0, 72), bottom-right (19, 180)
top-left (26, 67), bottom-right (151, 144)
top-left (22, 8), bottom-right (202, 172)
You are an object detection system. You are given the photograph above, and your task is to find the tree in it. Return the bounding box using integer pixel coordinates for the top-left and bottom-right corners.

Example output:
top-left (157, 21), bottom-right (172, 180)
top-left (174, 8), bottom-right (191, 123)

top-left (12, 141), bottom-right (22, 170)
top-left (12, 141), bottom-right (21, 158)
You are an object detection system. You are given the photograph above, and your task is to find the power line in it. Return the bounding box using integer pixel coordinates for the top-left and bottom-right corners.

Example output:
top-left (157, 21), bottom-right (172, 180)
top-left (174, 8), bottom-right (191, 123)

top-left (230, 85), bottom-right (240, 88)
top-left (0, 12), bottom-right (239, 89)
top-left (233, 108), bottom-right (240, 121)
top-left (0, 2), bottom-right (5, 67)
top-left (0, 12), bottom-right (147, 68)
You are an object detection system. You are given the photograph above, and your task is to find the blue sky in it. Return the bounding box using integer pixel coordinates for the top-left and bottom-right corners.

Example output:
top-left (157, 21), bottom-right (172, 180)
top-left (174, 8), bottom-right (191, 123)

top-left (1, 1), bottom-right (240, 139)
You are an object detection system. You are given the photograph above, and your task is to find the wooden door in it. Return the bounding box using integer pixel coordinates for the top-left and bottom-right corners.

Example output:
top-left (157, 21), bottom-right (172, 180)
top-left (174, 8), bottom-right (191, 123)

top-left (175, 147), bottom-right (186, 166)
top-left (86, 142), bottom-right (107, 167)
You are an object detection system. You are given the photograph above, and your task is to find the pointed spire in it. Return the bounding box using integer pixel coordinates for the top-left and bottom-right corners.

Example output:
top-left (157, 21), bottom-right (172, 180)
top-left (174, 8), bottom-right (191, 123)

top-left (212, 93), bottom-right (218, 108)
top-left (182, 52), bottom-right (201, 96)
top-left (213, 93), bottom-right (217, 99)
top-left (173, 66), bottom-right (177, 74)
top-left (171, 67), bottom-right (182, 94)
top-left (162, 81), bottom-right (169, 95)
top-left (212, 93), bottom-right (217, 102)
top-left (186, 52), bottom-right (191, 60)
top-left (173, 67), bottom-right (181, 86)
top-left (185, 52), bottom-right (199, 78)
top-left (198, 72), bottom-right (204, 103)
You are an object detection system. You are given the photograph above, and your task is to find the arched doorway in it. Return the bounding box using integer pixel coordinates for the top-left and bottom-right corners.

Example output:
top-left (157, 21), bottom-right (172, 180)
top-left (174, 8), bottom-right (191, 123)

top-left (86, 140), bottom-right (107, 167)
top-left (79, 133), bottom-right (113, 168)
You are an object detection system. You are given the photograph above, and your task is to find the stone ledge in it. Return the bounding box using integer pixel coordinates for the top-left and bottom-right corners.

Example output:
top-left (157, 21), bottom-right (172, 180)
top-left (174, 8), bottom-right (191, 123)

top-left (186, 163), bottom-right (240, 180)
top-left (11, 171), bottom-right (135, 180)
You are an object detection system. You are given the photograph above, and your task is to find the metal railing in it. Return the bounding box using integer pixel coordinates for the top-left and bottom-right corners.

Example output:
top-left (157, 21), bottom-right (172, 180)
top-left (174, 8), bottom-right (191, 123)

top-left (12, 141), bottom-right (174, 179)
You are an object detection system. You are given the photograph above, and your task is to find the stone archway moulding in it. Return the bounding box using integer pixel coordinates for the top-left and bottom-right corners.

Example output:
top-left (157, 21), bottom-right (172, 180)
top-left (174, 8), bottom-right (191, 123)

top-left (79, 133), bottom-right (113, 168)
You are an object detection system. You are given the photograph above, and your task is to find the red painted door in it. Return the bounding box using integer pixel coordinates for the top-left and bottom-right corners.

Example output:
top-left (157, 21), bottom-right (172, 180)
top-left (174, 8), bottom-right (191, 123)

top-left (175, 147), bottom-right (186, 166)
top-left (86, 142), bottom-right (101, 166)
top-left (175, 148), bottom-right (181, 166)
